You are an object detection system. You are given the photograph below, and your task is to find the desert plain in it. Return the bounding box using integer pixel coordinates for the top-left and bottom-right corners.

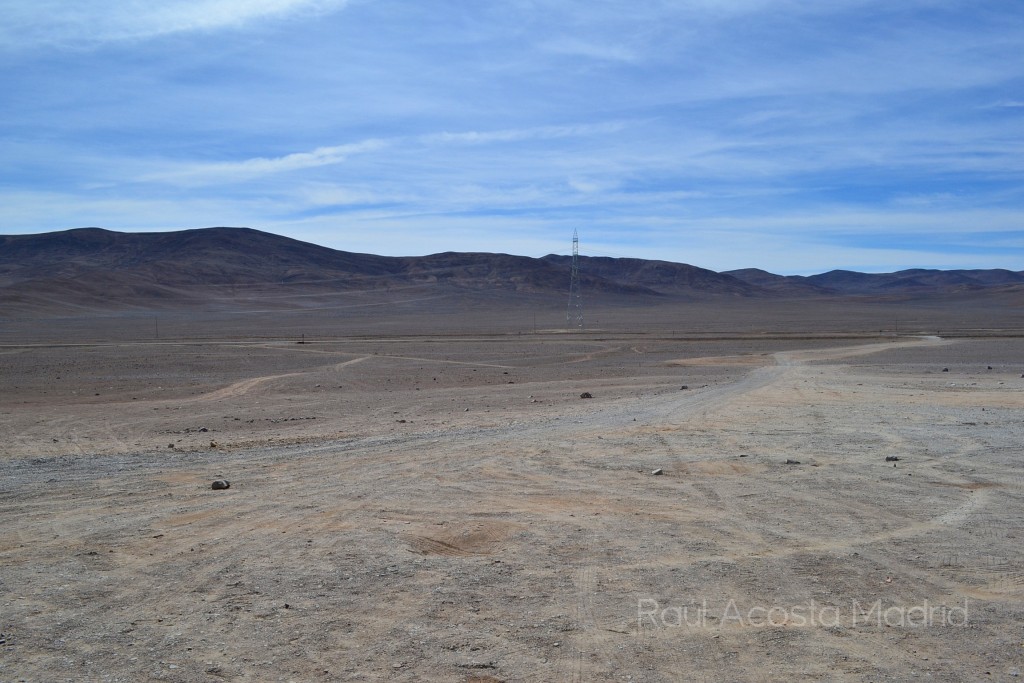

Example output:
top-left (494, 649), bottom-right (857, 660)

top-left (1, 300), bottom-right (1023, 682)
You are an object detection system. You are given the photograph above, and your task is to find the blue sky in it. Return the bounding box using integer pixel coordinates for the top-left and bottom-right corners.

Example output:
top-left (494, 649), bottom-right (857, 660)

top-left (1, 0), bottom-right (1022, 274)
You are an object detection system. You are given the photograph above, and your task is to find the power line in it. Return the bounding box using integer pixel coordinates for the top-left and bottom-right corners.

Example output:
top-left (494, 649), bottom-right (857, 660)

top-left (566, 229), bottom-right (583, 331)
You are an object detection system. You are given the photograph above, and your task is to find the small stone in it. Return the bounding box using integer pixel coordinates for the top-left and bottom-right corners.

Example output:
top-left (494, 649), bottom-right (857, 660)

top-left (651, 468), bottom-right (663, 476)
top-left (580, 392), bottom-right (593, 399)
top-left (785, 459), bottom-right (801, 465)
top-left (680, 385), bottom-right (689, 390)
top-left (885, 456), bottom-right (900, 462)
top-left (942, 367), bottom-right (949, 372)
top-left (211, 480), bottom-right (230, 490)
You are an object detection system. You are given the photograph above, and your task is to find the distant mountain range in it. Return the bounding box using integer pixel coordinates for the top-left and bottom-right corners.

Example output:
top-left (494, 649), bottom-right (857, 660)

top-left (2, 227), bottom-right (1022, 314)
top-left (723, 267), bottom-right (1024, 295)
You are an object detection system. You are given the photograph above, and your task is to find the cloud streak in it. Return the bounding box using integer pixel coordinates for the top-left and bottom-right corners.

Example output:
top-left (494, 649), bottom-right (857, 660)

top-left (144, 139), bottom-right (391, 184)
top-left (0, 0), bottom-right (350, 49)
top-left (0, 0), bottom-right (1022, 273)
top-left (143, 121), bottom-right (635, 185)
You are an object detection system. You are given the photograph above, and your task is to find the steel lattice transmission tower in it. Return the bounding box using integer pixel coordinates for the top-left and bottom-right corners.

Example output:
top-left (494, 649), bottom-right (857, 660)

top-left (566, 229), bottom-right (584, 330)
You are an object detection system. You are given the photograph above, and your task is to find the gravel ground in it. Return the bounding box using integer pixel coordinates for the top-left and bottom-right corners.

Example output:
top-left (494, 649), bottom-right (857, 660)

top-left (2, 334), bottom-right (1023, 682)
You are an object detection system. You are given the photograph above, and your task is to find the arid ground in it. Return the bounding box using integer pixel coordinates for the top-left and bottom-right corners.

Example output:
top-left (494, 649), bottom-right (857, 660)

top-left (2, 316), bottom-right (1023, 681)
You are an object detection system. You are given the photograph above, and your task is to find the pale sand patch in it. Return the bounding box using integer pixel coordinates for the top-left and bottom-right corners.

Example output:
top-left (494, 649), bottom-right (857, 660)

top-left (667, 353), bottom-right (770, 366)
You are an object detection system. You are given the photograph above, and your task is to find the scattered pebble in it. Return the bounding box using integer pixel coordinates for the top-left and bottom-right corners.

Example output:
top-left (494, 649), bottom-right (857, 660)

top-left (211, 480), bottom-right (230, 490)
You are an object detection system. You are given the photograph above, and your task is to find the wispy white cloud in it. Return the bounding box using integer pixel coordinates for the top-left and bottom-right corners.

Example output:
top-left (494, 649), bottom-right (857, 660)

top-left (539, 37), bottom-right (637, 63)
top-left (295, 183), bottom-right (405, 208)
top-left (421, 121), bottom-right (631, 146)
top-left (0, 0), bottom-right (350, 49)
top-left (143, 139), bottom-right (390, 184)
top-left (566, 177), bottom-right (620, 194)
top-left (143, 121), bottom-right (634, 186)
top-left (1, 0), bottom-right (1023, 273)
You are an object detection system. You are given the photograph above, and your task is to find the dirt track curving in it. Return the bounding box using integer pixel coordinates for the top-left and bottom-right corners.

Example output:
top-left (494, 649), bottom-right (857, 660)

top-left (1, 334), bottom-right (1023, 681)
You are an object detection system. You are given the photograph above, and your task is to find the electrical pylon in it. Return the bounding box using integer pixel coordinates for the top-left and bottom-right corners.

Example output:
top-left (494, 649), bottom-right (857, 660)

top-left (566, 229), bottom-right (583, 330)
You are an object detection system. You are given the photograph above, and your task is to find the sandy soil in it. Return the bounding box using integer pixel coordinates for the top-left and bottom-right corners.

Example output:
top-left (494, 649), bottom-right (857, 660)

top-left (2, 332), bottom-right (1023, 682)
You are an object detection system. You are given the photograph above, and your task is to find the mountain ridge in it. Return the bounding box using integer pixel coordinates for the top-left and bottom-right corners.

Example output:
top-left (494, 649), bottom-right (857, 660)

top-left (2, 227), bottom-right (1022, 314)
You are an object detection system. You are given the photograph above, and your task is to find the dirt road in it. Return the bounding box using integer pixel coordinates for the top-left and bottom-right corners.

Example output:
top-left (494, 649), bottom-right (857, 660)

top-left (2, 335), bottom-right (1022, 681)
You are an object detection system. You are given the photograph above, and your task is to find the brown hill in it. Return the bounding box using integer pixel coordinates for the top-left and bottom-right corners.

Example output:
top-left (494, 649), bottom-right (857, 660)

top-left (800, 268), bottom-right (1024, 294)
top-left (2, 226), bottom-right (1022, 316)
top-left (543, 255), bottom-right (757, 297)
top-left (0, 227), bottom-right (668, 315)
top-left (721, 268), bottom-right (835, 296)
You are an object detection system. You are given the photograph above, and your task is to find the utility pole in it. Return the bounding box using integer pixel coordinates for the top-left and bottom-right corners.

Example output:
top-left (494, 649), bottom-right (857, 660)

top-left (566, 229), bottom-right (583, 331)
